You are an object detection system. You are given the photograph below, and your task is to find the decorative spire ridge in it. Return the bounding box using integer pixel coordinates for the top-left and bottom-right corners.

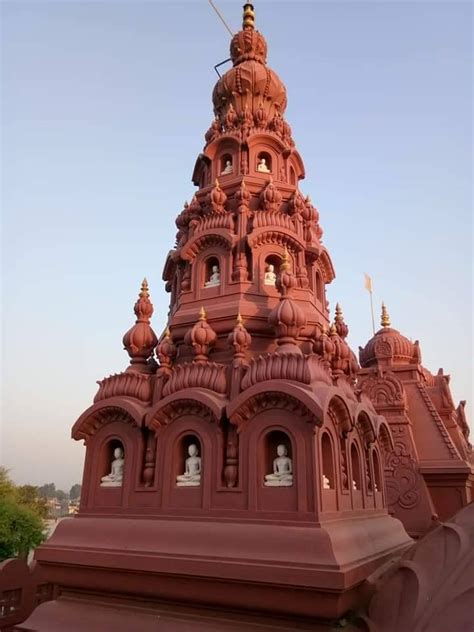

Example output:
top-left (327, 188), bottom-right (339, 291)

top-left (243, 3), bottom-right (255, 30)
top-left (334, 302), bottom-right (349, 339)
top-left (122, 279), bottom-right (158, 372)
top-left (381, 302), bottom-right (391, 328)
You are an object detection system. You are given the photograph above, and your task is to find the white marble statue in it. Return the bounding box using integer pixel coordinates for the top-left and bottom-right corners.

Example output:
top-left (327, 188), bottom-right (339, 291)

top-left (205, 265), bottom-right (221, 287)
top-left (221, 160), bottom-right (233, 175)
top-left (322, 474), bottom-right (331, 489)
top-left (264, 444), bottom-right (293, 487)
top-left (176, 444), bottom-right (202, 487)
top-left (257, 157), bottom-right (271, 173)
top-left (352, 480), bottom-right (358, 490)
top-left (264, 263), bottom-right (276, 285)
top-left (100, 447), bottom-right (125, 487)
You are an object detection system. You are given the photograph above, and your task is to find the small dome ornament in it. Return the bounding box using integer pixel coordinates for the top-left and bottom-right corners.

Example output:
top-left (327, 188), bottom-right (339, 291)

top-left (122, 278), bottom-right (158, 372)
top-left (184, 307), bottom-right (217, 363)
top-left (334, 302), bottom-right (349, 340)
top-left (156, 327), bottom-right (176, 375)
top-left (228, 313), bottom-right (252, 363)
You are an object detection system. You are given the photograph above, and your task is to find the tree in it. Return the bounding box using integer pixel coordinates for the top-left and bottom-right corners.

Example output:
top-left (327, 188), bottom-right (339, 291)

top-left (0, 470), bottom-right (46, 561)
top-left (55, 489), bottom-right (68, 502)
top-left (16, 485), bottom-right (49, 519)
top-left (69, 484), bottom-right (82, 500)
top-left (37, 483), bottom-right (56, 499)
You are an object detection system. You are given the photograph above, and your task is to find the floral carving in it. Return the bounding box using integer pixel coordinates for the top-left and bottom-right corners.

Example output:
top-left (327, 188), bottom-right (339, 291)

top-left (94, 372), bottom-right (153, 404)
top-left (241, 352), bottom-right (310, 390)
top-left (384, 441), bottom-right (420, 510)
top-left (162, 361), bottom-right (227, 397)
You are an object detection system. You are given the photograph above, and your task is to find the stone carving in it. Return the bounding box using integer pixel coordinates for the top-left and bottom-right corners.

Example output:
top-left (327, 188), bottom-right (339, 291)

top-left (264, 444), bottom-right (293, 486)
top-left (101, 447), bottom-right (125, 487)
top-left (94, 372), bottom-right (153, 404)
top-left (264, 263), bottom-right (276, 285)
top-left (322, 474), bottom-right (331, 489)
top-left (355, 502), bottom-right (474, 632)
top-left (257, 157), bottom-right (271, 173)
top-left (221, 160), bottom-right (233, 175)
top-left (205, 265), bottom-right (221, 287)
top-left (176, 444), bottom-right (202, 487)
top-left (384, 441), bottom-right (420, 509)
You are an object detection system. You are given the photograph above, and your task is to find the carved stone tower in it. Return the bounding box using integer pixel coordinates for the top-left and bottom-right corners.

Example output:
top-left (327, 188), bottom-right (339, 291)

top-left (28, 5), bottom-right (413, 628)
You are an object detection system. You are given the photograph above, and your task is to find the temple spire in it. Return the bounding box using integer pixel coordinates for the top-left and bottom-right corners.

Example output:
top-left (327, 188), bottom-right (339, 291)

top-left (381, 302), bottom-right (391, 328)
top-left (243, 3), bottom-right (255, 30)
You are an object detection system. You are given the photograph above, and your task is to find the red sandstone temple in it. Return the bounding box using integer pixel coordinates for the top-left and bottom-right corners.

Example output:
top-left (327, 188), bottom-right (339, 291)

top-left (4, 4), bottom-right (473, 631)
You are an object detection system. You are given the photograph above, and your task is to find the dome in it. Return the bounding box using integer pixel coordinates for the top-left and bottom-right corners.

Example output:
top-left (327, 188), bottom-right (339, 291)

top-left (212, 12), bottom-right (287, 121)
top-left (359, 304), bottom-right (421, 368)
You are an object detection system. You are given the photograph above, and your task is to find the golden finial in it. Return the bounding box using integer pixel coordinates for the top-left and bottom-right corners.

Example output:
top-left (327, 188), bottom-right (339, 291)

top-left (237, 313), bottom-right (244, 325)
top-left (280, 247), bottom-right (291, 272)
top-left (381, 302), bottom-right (391, 328)
top-left (329, 323), bottom-right (338, 336)
top-left (215, 178), bottom-right (220, 188)
top-left (164, 327), bottom-right (171, 337)
top-left (243, 3), bottom-right (255, 30)
top-left (199, 306), bottom-right (207, 321)
top-left (139, 278), bottom-right (149, 298)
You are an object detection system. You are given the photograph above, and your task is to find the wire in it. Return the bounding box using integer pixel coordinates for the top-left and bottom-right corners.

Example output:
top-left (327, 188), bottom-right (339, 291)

top-left (208, 0), bottom-right (234, 37)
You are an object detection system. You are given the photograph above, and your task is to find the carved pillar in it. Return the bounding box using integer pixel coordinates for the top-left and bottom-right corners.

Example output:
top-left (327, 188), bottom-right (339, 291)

top-left (142, 429), bottom-right (157, 487)
top-left (223, 423), bottom-right (239, 488)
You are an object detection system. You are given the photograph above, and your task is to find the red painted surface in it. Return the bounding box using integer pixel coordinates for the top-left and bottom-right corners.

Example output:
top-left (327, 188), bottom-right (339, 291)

top-left (19, 4), bottom-right (472, 630)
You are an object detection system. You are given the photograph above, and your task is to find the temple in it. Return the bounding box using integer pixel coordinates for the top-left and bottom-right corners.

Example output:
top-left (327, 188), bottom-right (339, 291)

top-left (11, 4), bottom-right (472, 631)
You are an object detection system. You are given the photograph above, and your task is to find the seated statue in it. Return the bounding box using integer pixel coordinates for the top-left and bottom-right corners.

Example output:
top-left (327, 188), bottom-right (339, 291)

top-left (322, 474), bottom-right (331, 489)
top-left (100, 447), bottom-right (124, 487)
top-left (257, 157), bottom-right (271, 173)
top-left (264, 263), bottom-right (276, 285)
top-left (205, 264), bottom-right (220, 287)
top-left (176, 444), bottom-right (202, 487)
top-left (221, 160), bottom-right (233, 175)
top-left (264, 444), bottom-right (293, 487)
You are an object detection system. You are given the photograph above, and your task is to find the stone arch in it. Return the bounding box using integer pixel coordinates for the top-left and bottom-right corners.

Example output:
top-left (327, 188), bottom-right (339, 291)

top-left (321, 430), bottom-right (336, 490)
top-left (146, 390), bottom-right (225, 432)
top-left (72, 398), bottom-right (145, 442)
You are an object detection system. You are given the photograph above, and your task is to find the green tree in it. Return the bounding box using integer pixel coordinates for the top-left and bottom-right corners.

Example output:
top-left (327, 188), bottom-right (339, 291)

top-left (37, 483), bottom-right (56, 499)
top-left (69, 484), bottom-right (82, 500)
top-left (0, 469), bottom-right (46, 561)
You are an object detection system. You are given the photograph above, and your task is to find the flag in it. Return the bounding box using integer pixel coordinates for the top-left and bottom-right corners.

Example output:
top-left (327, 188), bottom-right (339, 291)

top-left (364, 273), bottom-right (373, 293)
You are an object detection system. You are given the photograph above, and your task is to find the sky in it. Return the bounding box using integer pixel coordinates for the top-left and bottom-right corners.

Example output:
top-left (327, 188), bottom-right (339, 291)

top-left (1, 1), bottom-right (472, 491)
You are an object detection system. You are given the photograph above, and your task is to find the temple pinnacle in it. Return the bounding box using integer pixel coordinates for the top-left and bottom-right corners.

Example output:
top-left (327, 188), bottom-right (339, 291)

top-left (243, 3), bottom-right (255, 30)
top-left (381, 302), bottom-right (391, 328)
top-left (199, 306), bottom-right (207, 321)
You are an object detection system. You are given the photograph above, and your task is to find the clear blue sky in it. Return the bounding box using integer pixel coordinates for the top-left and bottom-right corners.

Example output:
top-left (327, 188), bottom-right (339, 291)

top-left (2, 1), bottom-right (472, 490)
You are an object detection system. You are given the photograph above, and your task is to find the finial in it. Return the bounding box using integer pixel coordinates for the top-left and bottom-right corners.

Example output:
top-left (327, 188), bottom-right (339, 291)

top-left (243, 3), bottom-right (255, 30)
top-left (335, 302), bottom-right (342, 318)
top-left (381, 302), bottom-right (391, 328)
top-left (140, 278), bottom-right (149, 298)
top-left (215, 178), bottom-right (220, 188)
top-left (237, 312), bottom-right (244, 325)
top-left (280, 248), bottom-right (291, 272)
top-left (199, 306), bottom-right (207, 321)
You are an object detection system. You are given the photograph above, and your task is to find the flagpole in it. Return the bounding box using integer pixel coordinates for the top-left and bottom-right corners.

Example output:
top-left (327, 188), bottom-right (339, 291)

top-left (369, 289), bottom-right (375, 335)
top-left (364, 273), bottom-right (376, 335)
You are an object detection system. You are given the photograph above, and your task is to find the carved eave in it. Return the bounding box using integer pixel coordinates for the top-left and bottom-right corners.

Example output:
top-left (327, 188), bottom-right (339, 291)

top-left (247, 226), bottom-right (305, 253)
top-left (318, 247), bottom-right (336, 284)
top-left (203, 134), bottom-right (241, 161)
top-left (71, 398), bottom-right (146, 442)
top-left (192, 153), bottom-right (211, 187)
top-left (162, 250), bottom-right (177, 282)
top-left (180, 230), bottom-right (235, 261)
top-left (146, 388), bottom-right (226, 431)
top-left (289, 148), bottom-right (305, 181)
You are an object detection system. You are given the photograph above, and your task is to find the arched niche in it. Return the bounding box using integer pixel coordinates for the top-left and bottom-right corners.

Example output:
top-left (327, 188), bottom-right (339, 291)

top-left (350, 442), bottom-right (362, 491)
top-left (372, 448), bottom-right (383, 495)
top-left (99, 438), bottom-right (125, 486)
top-left (174, 433), bottom-right (202, 488)
top-left (321, 432), bottom-right (335, 490)
top-left (315, 270), bottom-right (324, 303)
top-left (202, 255), bottom-right (221, 288)
top-left (219, 153), bottom-right (234, 177)
top-left (289, 165), bottom-right (297, 186)
top-left (256, 151), bottom-right (273, 175)
top-left (262, 429), bottom-right (293, 485)
top-left (263, 253), bottom-right (281, 288)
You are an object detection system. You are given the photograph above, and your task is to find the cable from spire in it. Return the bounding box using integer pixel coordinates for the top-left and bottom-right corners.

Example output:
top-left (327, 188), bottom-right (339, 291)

top-left (208, 0), bottom-right (234, 36)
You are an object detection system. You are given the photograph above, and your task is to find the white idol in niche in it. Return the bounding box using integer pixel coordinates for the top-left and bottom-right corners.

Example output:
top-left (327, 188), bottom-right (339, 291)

top-left (100, 447), bottom-right (125, 487)
top-left (264, 263), bottom-right (277, 285)
top-left (176, 444), bottom-right (202, 487)
top-left (264, 444), bottom-right (293, 487)
top-left (205, 265), bottom-right (221, 287)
